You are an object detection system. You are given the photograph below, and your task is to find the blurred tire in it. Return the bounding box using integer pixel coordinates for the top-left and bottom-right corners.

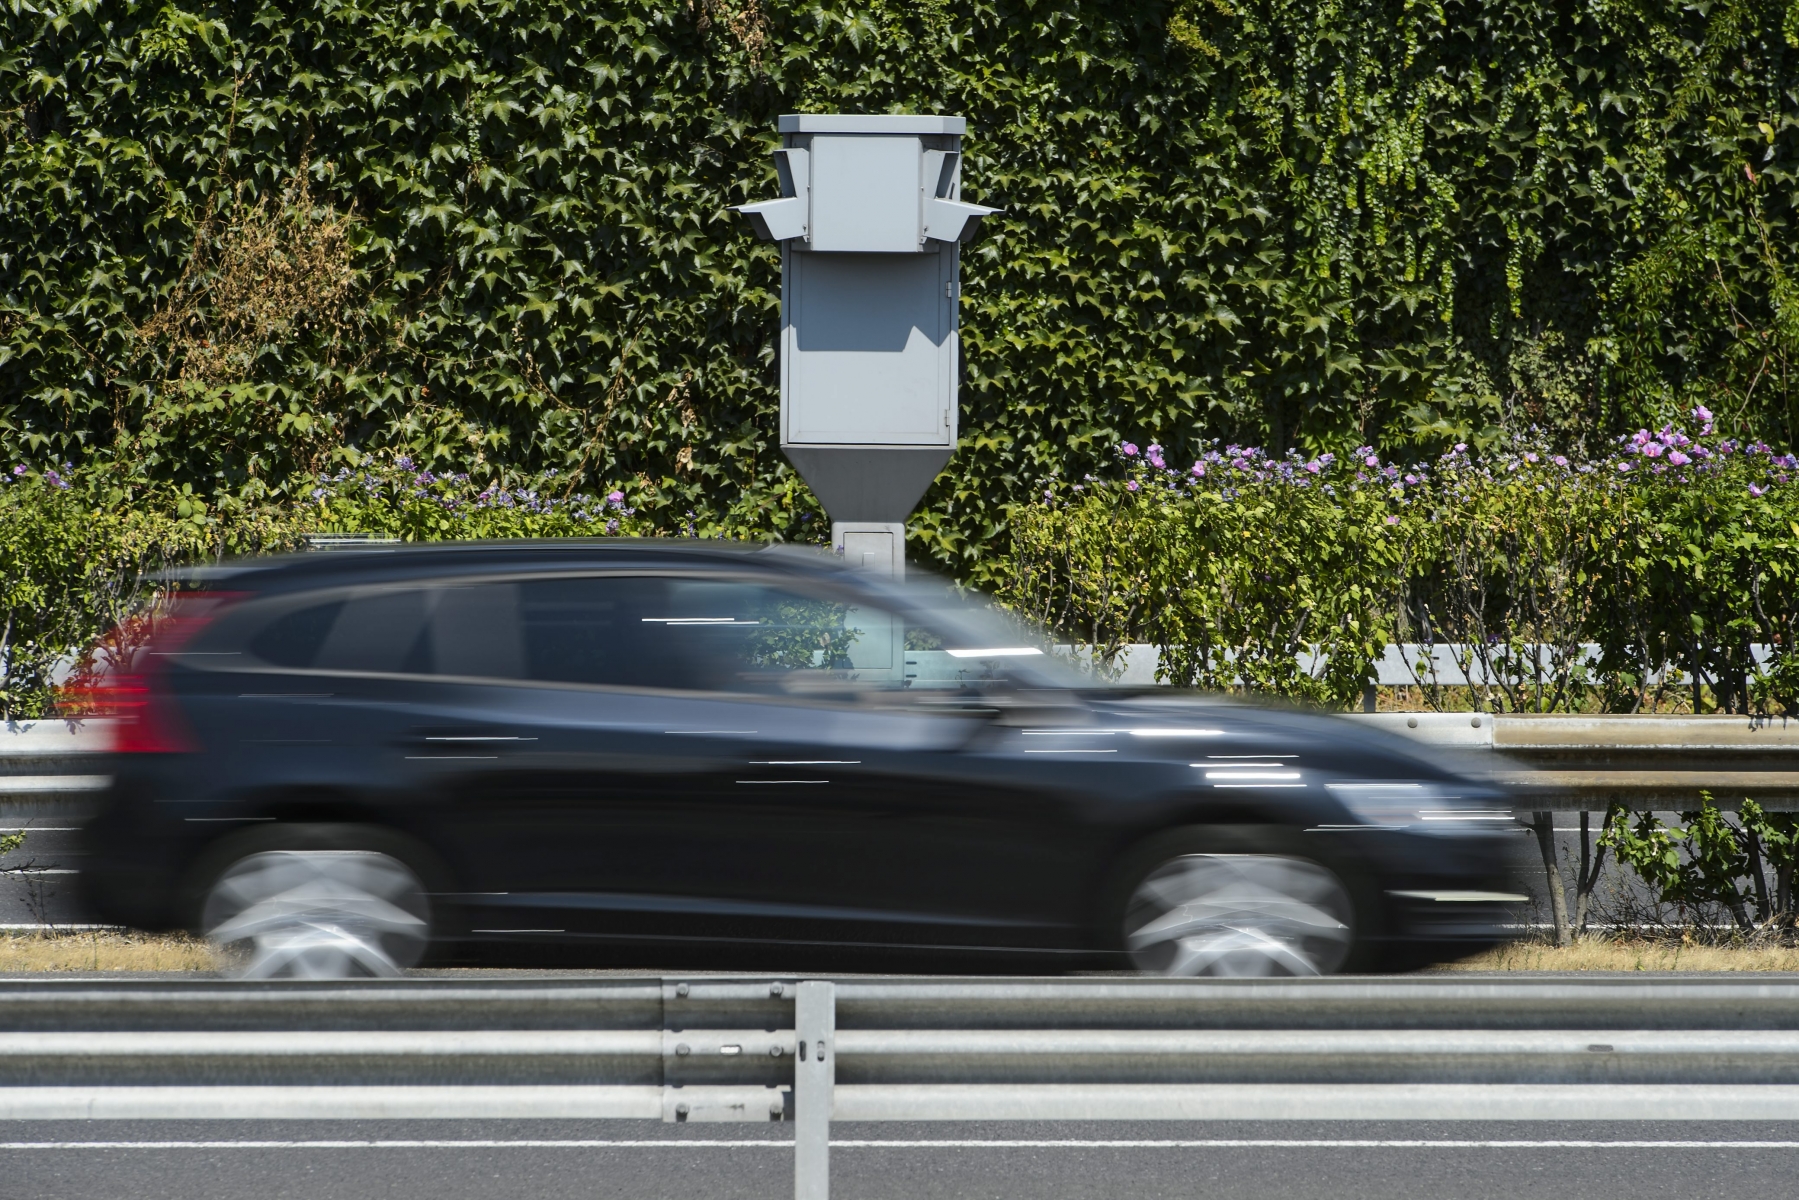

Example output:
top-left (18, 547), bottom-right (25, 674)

top-left (1120, 834), bottom-right (1358, 977)
top-left (196, 827), bottom-right (436, 979)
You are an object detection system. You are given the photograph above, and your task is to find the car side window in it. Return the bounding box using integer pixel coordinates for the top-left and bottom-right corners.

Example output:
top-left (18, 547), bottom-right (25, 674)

top-left (247, 589), bottom-right (431, 674)
top-left (314, 589), bottom-right (433, 674)
top-left (242, 575), bottom-right (904, 692)
top-left (654, 580), bottom-right (899, 690)
top-left (248, 600), bottom-right (344, 668)
top-left (415, 574), bottom-right (903, 693)
top-left (432, 583), bottom-right (523, 679)
top-left (516, 576), bottom-right (676, 688)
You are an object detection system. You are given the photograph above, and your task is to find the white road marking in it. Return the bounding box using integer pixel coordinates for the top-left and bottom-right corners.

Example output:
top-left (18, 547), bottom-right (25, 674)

top-left (0, 1139), bottom-right (1796, 1150)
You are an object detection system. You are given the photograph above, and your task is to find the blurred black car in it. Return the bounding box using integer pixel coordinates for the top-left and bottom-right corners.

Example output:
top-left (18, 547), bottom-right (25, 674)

top-left (81, 540), bottom-right (1519, 978)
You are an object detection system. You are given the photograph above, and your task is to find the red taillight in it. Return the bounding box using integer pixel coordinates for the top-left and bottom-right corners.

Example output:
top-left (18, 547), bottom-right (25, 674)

top-left (91, 673), bottom-right (193, 754)
top-left (63, 591), bottom-right (242, 754)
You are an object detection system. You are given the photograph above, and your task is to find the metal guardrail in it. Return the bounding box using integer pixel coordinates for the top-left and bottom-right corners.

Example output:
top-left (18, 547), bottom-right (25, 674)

top-left (0, 720), bottom-right (109, 806)
top-left (1349, 712), bottom-right (1799, 809)
top-left (2, 976), bottom-right (1799, 1196)
top-left (1102, 642), bottom-right (1780, 687)
top-left (11, 714), bottom-right (1799, 811)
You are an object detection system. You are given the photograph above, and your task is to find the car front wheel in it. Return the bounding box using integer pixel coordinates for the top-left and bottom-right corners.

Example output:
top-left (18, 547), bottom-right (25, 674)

top-left (1122, 850), bottom-right (1356, 977)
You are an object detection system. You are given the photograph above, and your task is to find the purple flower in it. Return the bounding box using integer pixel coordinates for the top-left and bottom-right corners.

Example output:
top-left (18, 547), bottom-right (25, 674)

top-left (1525, 452), bottom-right (1539, 463)
top-left (607, 490), bottom-right (626, 505)
top-left (1453, 443), bottom-right (1467, 453)
top-left (1750, 484), bottom-right (1767, 497)
top-left (1617, 462), bottom-right (1633, 473)
top-left (1643, 442), bottom-right (1664, 458)
top-left (396, 455), bottom-right (415, 471)
top-left (1403, 474), bottom-right (1418, 485)
top-left (1362, 455), bottom-right (1378, 468)
top-left (1695, 405), bottom-right (1713, 423)
top-left (1121, 443), bottom-right (1140, 458)
top-left (1552, 455), bottom-right (1568, 467)
top-left (1384, 515), bottom-right (1400, 525)
top-left (9, 465), bottom-right (22, 477)
top-left (1190, 463), bottom-right (1207, 478)
top-left (1304, 461), bottom-right (1321, 475)
top-left (1667, 450), bottom-right (1691, 466)
top-left (44, 469), bottom-right (66, 489)
top-left (1126, 480), bottom-right (1140, 492)
top-left (1146, 443), bottom-right (1165, 469)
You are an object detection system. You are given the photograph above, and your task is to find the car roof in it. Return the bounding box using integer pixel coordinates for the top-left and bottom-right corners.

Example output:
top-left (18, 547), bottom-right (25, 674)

top-left (173, 538), bottom-right (855, 596)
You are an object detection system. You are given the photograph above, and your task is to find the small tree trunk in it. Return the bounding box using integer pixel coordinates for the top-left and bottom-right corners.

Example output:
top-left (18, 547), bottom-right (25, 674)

top-left (1574, 811), bottom-right (1607, 935)
top-left (1532, 811), bottom-right (1571, 947)
top-left (1726, 892), bottom-right (1756, 934)
top-left (1746, 828), bottom-right (1772, 925)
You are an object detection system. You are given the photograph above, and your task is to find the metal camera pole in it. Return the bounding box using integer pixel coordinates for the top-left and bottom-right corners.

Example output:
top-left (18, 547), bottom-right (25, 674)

top-left (734, 114), bottom-right (1001, 578)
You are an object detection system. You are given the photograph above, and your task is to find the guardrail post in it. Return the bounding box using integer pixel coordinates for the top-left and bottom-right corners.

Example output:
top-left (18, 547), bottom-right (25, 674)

top-left (794, 980), bottom-right (835, 1200)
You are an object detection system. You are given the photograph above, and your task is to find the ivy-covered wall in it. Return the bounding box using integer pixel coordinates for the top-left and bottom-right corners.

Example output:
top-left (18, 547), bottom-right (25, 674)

top-left (3, 0), bottom-right (1798, 580)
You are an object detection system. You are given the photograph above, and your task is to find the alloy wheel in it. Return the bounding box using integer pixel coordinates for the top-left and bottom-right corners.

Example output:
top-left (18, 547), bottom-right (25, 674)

top-left (202, 849), bottom-right (431, 979)
top-left (1124, 853), bottom-right (1354, 977)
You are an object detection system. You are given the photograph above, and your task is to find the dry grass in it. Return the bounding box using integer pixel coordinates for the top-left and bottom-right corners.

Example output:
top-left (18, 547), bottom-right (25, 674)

top-left (3, 931), bottom-right (1799, 975)
top-left (0, 931), bottom-right (215, 974)
top-left (1446, 937), bottom-right (1799, 973)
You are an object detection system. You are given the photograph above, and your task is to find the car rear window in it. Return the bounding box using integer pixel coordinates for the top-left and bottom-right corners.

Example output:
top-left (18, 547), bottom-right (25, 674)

top-left (247, 600), bottom-right (344, 668)
top-left (247, 589), bottom-right (431, 674)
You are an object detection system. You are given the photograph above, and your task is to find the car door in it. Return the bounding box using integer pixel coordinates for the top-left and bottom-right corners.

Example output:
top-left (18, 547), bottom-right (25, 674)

top-left (198, 582), bottom-right (444, 814)
top-left (410, 570), bottom-right (1088, 951)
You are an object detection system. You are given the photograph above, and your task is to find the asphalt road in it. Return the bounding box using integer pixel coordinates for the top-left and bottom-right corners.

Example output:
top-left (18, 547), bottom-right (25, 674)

top-left (0, 1119), bottom-right (1791, 1200)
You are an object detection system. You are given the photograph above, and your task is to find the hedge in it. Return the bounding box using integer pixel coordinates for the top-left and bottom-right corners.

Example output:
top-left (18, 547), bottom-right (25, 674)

top-left (0, 459), bottom-right (656, 720)
top-left (1001, 409), bottom-right (1799, 714)
top-left (4, 0), bottom-right (1799, 583)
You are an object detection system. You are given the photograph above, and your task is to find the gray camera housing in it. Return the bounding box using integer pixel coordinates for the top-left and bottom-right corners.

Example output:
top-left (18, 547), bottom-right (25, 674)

top-left (734, 114), bottom-right (1000, 574)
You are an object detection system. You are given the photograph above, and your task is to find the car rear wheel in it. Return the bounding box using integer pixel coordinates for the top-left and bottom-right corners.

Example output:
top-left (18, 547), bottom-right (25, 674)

top-left (201, 848), bottom-right (432, 979)
top-left (1123, 851), bottom-right (1356, 977)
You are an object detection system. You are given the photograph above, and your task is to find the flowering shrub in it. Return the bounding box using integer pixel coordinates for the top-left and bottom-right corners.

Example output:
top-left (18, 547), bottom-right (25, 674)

top-left (304, 457), bottom-right (656, 541)
top-left (1004, 409), bottom-right (1799, 714)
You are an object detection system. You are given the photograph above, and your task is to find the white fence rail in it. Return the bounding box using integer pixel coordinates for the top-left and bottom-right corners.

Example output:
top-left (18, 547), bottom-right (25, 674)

top-left (1089, 643), bottom-right (1777, 688)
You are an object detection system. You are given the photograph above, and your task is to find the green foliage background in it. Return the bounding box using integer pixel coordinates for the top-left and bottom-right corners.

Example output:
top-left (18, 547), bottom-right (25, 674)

top-left (4, 0), bottom-right (1799, 580)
